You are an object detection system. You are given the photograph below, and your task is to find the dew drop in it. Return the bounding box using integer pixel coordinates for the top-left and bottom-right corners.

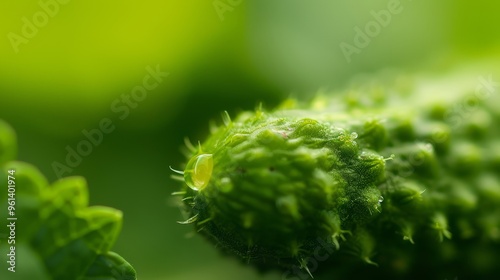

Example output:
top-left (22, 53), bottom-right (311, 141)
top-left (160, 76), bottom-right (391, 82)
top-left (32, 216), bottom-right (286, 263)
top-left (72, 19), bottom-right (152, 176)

top-left (350, 132), bottom-right (358, 139)
top-left (184, 154), bottom-right (214, 191)
top-left (378, 196), bottom-right (384, 204)
top-left (219, 177), bottom-right (233, 193)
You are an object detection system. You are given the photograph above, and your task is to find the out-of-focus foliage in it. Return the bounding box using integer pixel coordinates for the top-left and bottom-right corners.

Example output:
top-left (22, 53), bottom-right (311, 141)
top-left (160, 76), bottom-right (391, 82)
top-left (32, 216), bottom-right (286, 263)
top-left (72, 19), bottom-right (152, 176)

top-left (0, 121), bottom-right (136, 280)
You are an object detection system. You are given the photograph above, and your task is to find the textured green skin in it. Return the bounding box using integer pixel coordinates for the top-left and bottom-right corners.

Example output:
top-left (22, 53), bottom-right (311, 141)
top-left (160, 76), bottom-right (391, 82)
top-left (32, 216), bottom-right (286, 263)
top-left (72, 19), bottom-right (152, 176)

top-left (178, 73), bottom-right (500, 279)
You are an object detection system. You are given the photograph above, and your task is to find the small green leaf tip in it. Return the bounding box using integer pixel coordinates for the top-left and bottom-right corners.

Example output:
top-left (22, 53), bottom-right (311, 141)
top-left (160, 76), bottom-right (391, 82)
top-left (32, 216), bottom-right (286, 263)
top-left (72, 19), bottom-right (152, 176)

top-left (176, 69), bottom-right (500, 279)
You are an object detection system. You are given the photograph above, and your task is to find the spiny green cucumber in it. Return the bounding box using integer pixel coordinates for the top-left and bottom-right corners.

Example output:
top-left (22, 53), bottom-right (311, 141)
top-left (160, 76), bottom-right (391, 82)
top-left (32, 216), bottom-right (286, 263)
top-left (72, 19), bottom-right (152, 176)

top-left (173, 69), bottom-right (500, 279)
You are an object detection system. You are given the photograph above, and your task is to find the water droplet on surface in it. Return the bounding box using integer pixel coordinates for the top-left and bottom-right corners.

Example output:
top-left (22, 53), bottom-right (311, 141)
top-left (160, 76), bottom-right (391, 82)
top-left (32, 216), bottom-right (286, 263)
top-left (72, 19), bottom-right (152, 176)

top-left (219, 177), bottom-right (233, 193)
top-left (184, 154), bottom-right (214, 191)
top-left (350, 132), bottom-right (358, 139)
top-left (378, 196), bottom-right (384, 204)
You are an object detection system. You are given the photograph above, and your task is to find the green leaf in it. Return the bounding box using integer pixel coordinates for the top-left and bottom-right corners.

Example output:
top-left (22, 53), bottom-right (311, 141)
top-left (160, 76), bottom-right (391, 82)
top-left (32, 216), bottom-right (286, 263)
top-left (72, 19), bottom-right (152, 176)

top-left (83, 252), bottom-right (137, 280)
top-left (0, 124), bottom-right (136, 279)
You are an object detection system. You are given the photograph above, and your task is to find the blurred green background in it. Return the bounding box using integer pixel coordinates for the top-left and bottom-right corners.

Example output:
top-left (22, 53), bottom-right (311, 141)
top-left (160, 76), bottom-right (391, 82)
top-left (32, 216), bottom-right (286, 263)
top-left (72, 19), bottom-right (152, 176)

top-left (0, 1), bottom-right (499, 279)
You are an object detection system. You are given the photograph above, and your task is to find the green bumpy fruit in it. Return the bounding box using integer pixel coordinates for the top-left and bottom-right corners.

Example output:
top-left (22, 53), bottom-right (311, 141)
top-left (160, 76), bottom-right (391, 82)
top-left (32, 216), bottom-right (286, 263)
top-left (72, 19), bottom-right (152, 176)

top-left (175, 71), bottom-right (500, 279)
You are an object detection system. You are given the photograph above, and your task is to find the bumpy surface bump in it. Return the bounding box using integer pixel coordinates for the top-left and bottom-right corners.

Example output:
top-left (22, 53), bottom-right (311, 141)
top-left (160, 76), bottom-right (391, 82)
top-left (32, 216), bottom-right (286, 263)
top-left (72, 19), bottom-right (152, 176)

top-left (176, 71), bottom-right (500, 279)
